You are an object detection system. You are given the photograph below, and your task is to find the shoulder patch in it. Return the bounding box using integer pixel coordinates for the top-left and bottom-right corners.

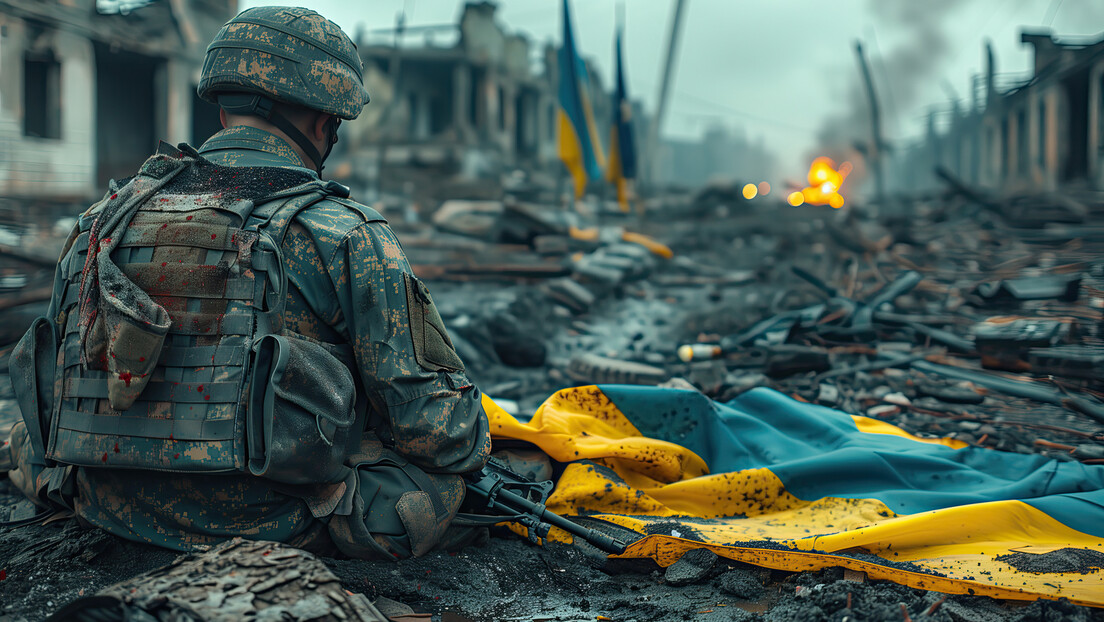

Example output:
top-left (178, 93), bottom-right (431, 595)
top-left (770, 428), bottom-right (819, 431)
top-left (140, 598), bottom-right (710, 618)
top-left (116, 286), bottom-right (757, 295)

top-left (404, 273), bottom-right (465, 373)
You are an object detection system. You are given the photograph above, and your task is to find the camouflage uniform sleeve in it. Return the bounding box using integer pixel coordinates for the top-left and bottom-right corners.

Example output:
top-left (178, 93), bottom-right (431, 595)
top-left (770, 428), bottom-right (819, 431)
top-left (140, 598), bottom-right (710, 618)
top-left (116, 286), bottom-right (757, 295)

top-left (322, 217), bottom-right (491, 474)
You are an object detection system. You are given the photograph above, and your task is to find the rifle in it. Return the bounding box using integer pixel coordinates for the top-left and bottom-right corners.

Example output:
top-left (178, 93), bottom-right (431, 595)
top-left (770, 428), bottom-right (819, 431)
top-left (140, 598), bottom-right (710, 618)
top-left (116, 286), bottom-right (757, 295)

top-left (457, 456), bottom-right (633, 555)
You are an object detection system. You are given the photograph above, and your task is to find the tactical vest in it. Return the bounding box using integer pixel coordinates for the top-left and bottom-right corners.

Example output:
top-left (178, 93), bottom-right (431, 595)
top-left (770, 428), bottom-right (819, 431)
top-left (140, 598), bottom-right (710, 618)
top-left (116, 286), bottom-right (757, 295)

top-left (11, 144), bottom-right (372, 485)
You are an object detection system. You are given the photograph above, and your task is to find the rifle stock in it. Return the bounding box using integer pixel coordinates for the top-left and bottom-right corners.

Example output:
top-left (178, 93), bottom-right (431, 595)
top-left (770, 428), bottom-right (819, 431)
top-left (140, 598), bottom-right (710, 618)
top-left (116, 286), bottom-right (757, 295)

top-left (459, 456), bottom-right (632, 555)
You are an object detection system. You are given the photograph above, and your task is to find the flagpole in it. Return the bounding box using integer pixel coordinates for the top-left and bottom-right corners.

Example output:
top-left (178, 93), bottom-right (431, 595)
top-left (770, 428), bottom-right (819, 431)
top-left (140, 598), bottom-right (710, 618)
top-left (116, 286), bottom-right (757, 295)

top-left (616, 3), bottom-right (626, 226)
top-left (646, 0), bottom-right (688, 191)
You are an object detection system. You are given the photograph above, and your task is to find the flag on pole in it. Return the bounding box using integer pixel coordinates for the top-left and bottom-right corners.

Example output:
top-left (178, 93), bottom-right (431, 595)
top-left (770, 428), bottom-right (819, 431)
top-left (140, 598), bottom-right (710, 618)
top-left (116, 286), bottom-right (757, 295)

top-left (557, 0), bottom-right (605, 199)
top-left (606, 26), bottom-right (637, 211)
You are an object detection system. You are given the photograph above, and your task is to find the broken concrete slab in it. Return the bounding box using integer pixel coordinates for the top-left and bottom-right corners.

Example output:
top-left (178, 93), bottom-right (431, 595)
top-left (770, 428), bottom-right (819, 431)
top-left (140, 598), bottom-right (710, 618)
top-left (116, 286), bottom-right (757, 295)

top-left (665, 548), bottom-right (720, 586)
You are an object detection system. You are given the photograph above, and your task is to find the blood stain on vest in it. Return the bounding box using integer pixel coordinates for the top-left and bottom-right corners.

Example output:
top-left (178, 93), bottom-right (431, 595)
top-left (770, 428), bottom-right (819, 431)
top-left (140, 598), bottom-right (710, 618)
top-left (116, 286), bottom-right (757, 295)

top-left (118, 372), bottom-right (133, 387)
top-left (113, 442), bottom-right (120, 453)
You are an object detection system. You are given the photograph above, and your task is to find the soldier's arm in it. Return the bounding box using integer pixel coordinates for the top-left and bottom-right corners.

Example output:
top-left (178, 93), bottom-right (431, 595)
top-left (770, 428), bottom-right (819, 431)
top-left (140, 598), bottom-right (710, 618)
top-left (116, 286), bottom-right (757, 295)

top-left (322, 217), bottom-right (491, 474)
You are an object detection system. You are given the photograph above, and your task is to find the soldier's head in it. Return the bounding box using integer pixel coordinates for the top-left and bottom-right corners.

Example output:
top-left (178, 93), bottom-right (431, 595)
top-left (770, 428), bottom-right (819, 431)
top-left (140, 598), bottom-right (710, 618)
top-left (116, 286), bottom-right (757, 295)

top-left (197, 6), bottom-right (370, 175)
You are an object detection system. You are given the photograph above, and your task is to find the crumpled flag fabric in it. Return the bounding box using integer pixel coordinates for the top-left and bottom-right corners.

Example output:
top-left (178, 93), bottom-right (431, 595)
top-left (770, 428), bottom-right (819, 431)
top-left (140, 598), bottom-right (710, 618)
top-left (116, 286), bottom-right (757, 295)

top-left (484, 386), bottom-right (1104, 606)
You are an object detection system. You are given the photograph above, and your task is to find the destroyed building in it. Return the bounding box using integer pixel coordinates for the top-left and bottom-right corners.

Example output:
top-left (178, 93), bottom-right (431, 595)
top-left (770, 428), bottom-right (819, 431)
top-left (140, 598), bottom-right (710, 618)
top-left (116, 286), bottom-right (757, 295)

top-left (339, 2), bottom-right (668, 204)
top-left (891, 28), bottom-right (1104, 194)
top-left (0, 0), bottom-right (236, 201)
top-left (343, 2), bottom-right (566, 198)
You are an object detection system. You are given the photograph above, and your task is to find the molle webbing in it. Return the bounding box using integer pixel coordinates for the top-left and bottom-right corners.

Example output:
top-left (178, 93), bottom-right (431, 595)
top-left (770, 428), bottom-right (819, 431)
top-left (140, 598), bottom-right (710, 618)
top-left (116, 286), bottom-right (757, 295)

top-left (47, 152), bottom-right (335, 474)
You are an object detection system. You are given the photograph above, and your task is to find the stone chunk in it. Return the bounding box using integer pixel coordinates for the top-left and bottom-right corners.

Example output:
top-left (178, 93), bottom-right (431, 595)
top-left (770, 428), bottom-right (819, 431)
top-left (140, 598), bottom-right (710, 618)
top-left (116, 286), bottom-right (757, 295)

top-left (716, 568), bottom-right (765, 599)
top-left (665, 548), bottom-right (719, 587)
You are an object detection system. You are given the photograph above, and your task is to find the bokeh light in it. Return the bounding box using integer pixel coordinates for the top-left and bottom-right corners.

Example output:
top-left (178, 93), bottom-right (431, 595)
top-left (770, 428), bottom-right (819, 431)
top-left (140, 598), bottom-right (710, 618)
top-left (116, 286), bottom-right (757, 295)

top-left (795, 157), bottom-right (850, 208)
top-left (742, 183), bottom-right (757, 200)
top-left (787, 191), bottom-right (804, 207)
top-left (757, 181), bottom-right (771, 196)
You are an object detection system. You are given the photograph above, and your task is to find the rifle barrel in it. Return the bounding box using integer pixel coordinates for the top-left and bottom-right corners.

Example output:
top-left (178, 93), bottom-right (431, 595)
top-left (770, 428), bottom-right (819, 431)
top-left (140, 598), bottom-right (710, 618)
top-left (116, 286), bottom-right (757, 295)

top-left (491, 486), bottom-right (629, 554)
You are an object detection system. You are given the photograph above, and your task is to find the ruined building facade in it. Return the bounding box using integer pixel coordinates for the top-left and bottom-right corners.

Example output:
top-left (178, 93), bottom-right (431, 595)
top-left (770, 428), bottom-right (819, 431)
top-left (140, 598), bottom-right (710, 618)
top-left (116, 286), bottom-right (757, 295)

top-left (0, 0), bottom-right (235, 200)
top-left (344, 1), bottom-right (591, 191)
top-left (892, 29), bottom-right (1104, 194)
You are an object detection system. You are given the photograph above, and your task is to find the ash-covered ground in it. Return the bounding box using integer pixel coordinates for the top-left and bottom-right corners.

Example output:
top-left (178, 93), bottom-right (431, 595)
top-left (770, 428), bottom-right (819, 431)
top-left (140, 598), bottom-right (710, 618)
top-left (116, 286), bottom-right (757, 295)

top-left (2, 513), bottom-right (1101, 621)
top-left (4, 188), bottom-right (1104, 620)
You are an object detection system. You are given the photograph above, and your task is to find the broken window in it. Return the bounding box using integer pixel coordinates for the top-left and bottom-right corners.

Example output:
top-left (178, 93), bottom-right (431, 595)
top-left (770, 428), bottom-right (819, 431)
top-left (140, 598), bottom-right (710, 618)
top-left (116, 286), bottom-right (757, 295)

top-left (23, 51), bottom-right (61, 139)
top-left (999, 117), bottom-right (1009, 178)
top-left (1037, 100), bottom-right (1046, 168)
top-left (1099, 74), bottom-right (1104, 155)
top-left (191, 87), bottom-right (222, 145)
top-left (429, 95), bottom-right (449, 135)
top-left (1016, 107), bottom-right (1028, 174)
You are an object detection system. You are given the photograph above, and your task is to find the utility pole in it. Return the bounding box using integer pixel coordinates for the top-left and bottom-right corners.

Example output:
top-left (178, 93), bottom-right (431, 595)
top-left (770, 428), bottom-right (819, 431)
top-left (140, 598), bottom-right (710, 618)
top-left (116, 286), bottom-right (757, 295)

top-left (645, 0), bottom-right (687, 190)
top-left (984, 40), bottom-right (996, 109)
top-left (854, 41), bottom-right (886, 205)
top-left (374, 11), bottom-right (405, 199)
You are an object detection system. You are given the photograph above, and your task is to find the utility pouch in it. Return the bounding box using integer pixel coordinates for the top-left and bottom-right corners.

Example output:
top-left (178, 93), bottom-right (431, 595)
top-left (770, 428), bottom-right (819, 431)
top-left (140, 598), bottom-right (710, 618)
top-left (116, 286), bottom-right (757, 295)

top-left (327, 438), bottom-right (465, 560)
top-left (247, 333), bottom-right (357, 485)
top-left (9, 316), bottom-right (59, 467)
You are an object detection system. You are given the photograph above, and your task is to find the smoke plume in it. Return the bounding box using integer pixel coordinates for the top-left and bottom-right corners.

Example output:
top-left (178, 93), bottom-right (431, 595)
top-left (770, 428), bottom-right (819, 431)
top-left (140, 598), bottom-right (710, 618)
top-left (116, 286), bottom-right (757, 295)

top-left (814, 1), bottom-right (969, 165)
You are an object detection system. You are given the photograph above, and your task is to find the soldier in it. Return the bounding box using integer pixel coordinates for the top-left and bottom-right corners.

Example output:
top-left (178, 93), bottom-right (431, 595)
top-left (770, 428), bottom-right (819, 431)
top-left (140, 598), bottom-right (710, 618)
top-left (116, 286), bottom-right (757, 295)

top-left (1, 6), bottom-right (490, 560)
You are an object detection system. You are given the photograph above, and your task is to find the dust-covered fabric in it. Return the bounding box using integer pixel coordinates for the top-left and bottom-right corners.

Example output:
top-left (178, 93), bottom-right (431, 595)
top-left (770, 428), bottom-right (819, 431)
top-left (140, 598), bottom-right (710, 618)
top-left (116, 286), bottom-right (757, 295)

top-left (485, 386), bottom-right (1104, 607)
top-left (27, 127), bottom-right (489, 551)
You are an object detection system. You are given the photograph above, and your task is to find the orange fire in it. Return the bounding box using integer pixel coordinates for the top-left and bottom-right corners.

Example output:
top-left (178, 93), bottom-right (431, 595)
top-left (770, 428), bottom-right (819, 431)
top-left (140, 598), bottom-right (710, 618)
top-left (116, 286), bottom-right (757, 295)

top-left (795, 157), bottom-right (852, 208)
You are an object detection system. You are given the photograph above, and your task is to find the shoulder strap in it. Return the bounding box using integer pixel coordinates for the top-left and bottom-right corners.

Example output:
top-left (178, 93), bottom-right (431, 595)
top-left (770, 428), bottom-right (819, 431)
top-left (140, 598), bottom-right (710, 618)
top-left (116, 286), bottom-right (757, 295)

top-left (250, 180), bottom-right (355, 244)
top-left (328, 196), bottom-right (386, 224)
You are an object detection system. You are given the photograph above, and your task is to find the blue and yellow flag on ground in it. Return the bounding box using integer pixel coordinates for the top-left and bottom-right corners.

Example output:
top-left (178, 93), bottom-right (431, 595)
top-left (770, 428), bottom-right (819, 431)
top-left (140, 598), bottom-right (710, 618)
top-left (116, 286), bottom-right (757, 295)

top-left (606, 27), bottom-right (637, 212)
top-left (558, 0), bottom-right (605, 199)
top-left (485, 387), bottom-right (1104, 607)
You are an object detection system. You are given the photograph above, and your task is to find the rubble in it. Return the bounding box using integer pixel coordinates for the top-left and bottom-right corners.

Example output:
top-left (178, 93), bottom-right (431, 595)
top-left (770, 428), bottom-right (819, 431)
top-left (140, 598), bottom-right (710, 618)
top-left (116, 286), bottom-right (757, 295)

top-left (5, 176), bottom-right (1104, 619)
top-left (664, 548), bottom-right (720, 587)
top-left (46, 539), bottom-right (388, 622)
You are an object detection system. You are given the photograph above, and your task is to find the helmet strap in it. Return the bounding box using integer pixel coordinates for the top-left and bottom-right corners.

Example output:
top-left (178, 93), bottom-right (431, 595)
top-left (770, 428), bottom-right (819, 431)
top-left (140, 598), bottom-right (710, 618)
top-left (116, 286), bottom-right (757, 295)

top-left (319, 117), bottom-right (340, 167)
top-left (217, 94), bottom-right (327, 175)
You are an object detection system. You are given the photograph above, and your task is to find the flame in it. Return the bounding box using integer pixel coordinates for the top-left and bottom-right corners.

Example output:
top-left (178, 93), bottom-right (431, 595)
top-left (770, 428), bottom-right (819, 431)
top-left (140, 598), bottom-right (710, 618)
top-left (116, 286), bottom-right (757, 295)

top-left (796, 157), bottom-right (851, 208)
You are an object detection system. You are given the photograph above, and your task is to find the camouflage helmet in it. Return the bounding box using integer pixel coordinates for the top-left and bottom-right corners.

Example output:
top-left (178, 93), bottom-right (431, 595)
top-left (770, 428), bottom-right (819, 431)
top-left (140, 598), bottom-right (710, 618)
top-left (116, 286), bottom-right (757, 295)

top-left (197, 6), bottom-right (369, 120)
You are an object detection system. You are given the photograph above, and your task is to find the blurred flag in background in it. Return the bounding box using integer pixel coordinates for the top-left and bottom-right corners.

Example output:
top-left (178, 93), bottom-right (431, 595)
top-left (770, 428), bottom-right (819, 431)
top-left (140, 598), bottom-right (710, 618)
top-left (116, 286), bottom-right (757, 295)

top-left (606, 26), bottom-right (637, 211)
top-left (557, 0), bottom-right (605, 199)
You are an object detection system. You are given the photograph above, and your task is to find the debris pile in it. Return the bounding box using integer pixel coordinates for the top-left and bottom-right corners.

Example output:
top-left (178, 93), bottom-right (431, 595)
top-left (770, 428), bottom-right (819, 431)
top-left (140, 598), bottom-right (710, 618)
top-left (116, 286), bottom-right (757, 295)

top-left (3, 185), bottom-right (1104, 619)
top-left (411, 188), bottom-right (1104, 472)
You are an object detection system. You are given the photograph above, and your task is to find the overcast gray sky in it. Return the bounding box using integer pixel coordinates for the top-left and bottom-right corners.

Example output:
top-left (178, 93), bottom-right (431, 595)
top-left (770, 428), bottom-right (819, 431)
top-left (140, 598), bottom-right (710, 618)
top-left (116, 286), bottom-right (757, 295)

top-left (240, 0), bottom-right (1104, 176)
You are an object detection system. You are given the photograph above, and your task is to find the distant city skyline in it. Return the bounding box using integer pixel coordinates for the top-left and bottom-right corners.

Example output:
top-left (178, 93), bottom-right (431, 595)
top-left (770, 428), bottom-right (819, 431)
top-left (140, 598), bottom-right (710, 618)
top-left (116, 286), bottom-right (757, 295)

top-left (240, 0), bottom-right (1104, 178)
